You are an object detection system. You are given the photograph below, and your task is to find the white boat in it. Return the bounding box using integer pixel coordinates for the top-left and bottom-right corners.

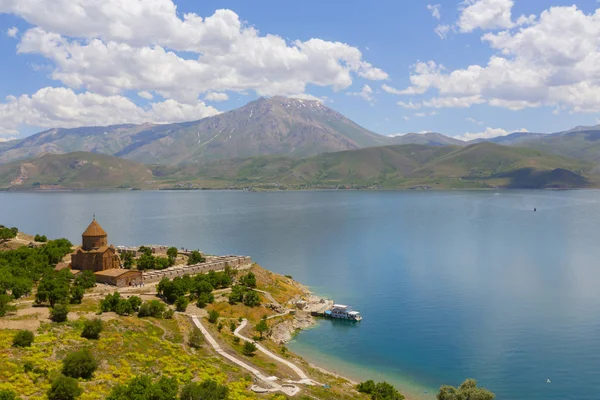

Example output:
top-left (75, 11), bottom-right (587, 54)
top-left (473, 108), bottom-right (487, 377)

top-left (324, 304), bottom-right (362, 321)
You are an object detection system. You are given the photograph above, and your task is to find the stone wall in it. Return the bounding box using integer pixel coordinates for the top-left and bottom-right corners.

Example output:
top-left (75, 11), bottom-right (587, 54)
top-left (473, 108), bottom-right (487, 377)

top-left (142, 255), bottom-right (252, 283)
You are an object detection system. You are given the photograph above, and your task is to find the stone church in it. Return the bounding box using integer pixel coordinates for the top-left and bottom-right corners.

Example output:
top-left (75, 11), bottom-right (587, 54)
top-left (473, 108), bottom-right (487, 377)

top-left (71, 218), bottom-right (121, 272)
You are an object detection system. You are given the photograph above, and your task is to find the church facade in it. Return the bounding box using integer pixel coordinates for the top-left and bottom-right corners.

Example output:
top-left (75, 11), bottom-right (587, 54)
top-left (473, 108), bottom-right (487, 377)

top-left (71, 219), bottom-right (121, 272)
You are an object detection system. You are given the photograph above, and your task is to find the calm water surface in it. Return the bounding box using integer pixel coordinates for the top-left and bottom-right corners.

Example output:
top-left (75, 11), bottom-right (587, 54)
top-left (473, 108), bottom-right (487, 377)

top-left (1, 190), bottom-right (600, 400)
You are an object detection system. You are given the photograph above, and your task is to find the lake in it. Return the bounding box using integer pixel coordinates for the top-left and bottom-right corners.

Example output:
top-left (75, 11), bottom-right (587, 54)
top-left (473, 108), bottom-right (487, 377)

top-left (2, 190), bottom-right (600, 400)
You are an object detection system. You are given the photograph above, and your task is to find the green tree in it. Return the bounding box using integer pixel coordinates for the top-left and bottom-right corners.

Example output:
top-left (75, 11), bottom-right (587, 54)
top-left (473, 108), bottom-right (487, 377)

top-left (167, 247), bottom-right (178, 266)
top-left (81, 319), bottom-right (103, 340)
top-left (12, 330), bottom-right (34, 348)
top-left (136, 254), bottom-right (155, 271)
top-left (357, 380), bottom-right (404, 400)
top-left (189, 328), bottom-right (203, 349)
top-left (255, 319), bottom-right (268, 339)
top-left (163, 309), bottom-right (174, 319)
top-left (137, 300), bottom-right (166, 318)
top-left (50, 304), bottom-right (69, 322)
top-left (69, 285), bottom-right (84, 304)
top-left (0, 389), bottom-right (20, 400)
top-left (62, 349), bottom-right (98, 379)
top-left (0, 294), bottom-right (16, 317)
top-left (121, 252), bottom-right (134, 269)
top-left (207, 310), bottom-right (219, 324)
top-left (47, 376), bottom-right (82, 400)
top-left (74, 270), bottom-right (96, 289)
top-left (242, 341), bottom-right (257, 356)
top-left (239, 272), bottom-right (256, 288)
top-left (0, 226), bottom-right (18, 242)
top-left (242, 290), bottom-right (260, 307)
top-left (127, 296), bottom-right (142, 312)
top-left (180, 379), bottom-right (229, 400)
top-left (228, 285), bottom-right (246, 304)
top-left (187, 250), bottom-right (205, 265)
top-left (138, 246), bottom-right (153, 257)
top-left (34, 234), bottom-right (47, 242)
top-left (106, 375), bottom-right (178, 400)
top-left (175, 296), bottom-right (189, 312)
top-left (437, 379), bottom-right (494, 400)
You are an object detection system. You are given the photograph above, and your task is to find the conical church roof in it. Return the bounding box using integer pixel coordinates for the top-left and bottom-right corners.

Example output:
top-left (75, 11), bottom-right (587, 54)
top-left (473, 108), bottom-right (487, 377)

top-left (82, 219), bottom-right (107, 237)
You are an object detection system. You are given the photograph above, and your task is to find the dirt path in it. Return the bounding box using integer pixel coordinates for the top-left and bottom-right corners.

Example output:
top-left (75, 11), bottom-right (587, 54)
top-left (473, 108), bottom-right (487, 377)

top-left (189, 314), bottom-right (300, 396)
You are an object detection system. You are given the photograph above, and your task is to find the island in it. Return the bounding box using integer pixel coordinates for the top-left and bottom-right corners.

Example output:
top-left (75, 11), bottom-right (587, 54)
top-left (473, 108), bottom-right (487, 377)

top-left (0, 220), bottom-right (494, 400)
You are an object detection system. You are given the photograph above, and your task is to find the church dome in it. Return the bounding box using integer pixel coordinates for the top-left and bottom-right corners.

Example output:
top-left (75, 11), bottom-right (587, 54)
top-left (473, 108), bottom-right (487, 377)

top-left (82, 219), bottom-right (107, 237)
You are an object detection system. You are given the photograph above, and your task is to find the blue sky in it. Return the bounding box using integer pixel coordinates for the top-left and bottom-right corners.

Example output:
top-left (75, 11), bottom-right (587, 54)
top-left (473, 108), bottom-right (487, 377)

top-left (1, 0), bottom-right (599, 141)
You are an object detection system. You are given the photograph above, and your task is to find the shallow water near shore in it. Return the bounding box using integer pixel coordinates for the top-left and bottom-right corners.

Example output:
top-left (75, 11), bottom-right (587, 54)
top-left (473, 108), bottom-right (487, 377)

top-left (2, 190), bottom-right (600, 399)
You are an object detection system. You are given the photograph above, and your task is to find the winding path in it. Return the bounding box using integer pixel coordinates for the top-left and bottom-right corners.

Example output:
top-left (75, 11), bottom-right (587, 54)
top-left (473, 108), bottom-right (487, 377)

top-left (190, 315), bottom-right (301, 396)
top-left (234, 318), bottom-right (314, 385)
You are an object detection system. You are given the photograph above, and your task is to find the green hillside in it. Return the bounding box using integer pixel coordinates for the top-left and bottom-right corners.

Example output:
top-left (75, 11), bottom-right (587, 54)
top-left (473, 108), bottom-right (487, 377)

top-left (0, 152), bottom-right (154, 190)
top-left (1, 143), bottom-right (595, 190)
top-left (157, 143), bottom-right (596, 190)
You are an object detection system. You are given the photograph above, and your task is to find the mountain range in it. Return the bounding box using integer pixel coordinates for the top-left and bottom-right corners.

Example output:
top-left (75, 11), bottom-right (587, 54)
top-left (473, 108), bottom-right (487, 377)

top-left (1, 97), bottom-right (600, 190)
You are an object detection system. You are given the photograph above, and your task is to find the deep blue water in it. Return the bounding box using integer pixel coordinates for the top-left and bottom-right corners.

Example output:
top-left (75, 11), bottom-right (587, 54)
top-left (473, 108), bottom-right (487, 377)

top-left (2, 190), bottom-right (600, 400)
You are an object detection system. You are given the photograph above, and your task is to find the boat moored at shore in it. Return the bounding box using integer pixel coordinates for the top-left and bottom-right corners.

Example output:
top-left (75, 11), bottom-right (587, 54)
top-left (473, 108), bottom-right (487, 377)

top-left (324, 304), bottom-right (362, 321)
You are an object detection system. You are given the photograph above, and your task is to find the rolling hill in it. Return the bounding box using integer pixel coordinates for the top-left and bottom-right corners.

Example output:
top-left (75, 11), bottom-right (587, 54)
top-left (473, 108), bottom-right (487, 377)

top-left (0, 152), bottom-right (154, 190)
top-left (1, 142), bottom-right (594, 190)
top-left (155, 142), bottom-right (596, 190)
top-left (0, 97), bottom-right (393, 165)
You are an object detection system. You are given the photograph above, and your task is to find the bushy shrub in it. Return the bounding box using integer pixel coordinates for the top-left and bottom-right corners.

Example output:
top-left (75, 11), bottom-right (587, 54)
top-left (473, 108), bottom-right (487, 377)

top-left (34, 234), bottom-right (47, 242)
top-left (12, 330), bottom-right (34, 348)
top-left (137, 300), bottom-right (166, 318)
top-left (242, 290), bottom-right (260, 307)
top-left (174, 296), bottom-right (189, 312)
top-left (69, 286), bottom-right (84, 304)
top-left (207, 310), bottom-right (219, 324)
top-left (74, 270), bottom-right (96, 289)
top-left (81, 319), bottom-right (103, 340)
top-left (188, 328), bottom-right (203, 349)
top-left (239, 272), bottom-right (256, 288)
top-left (163, 309), bottom-right (174, 319)
top-left (50, 304), bottom-right (69, 322)
top-left (357, 380), bottom-right (405, 400)
top-left (242, 341), bottom-right (257, 356)
top-left (47, 375), bottom-right (82, 400)
top-left (106, 375), bottom-right (178, 400)
top-left (62, 349), bottom-right (98, 379)
top-left (180, 379), bottom-right (229, 400)
top-left (187, 250), bottom-right (205, 265)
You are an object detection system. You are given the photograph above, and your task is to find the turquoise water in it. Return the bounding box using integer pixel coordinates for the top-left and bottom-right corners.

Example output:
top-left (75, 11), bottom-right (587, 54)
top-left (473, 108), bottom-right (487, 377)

top-left (2, 190), bottom-right (600, 399)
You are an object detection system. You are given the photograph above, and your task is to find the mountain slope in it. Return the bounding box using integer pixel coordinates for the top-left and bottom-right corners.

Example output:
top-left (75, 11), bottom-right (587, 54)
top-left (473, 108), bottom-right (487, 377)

top-left (157, 142), bottom-right (595, 189)
top-left (519, 127), bottom-right (600, 164)
top-left (0, 152), bottom-right (154, 189)
top-left (390, 132), bottom-right (465, 146)
top-left (0, 97), bottom-right (393, 165)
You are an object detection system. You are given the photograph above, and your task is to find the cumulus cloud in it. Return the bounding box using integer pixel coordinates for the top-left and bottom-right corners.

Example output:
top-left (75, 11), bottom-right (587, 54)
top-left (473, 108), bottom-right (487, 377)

top-left (427, 4), bottom-right (442, 20)
top-left (204, 92), bottom-right (229, 102)
top-left (3, 2), bottom-right (386, 103)
top-left (137, 91), bottom-right (153, 100)
top-left (391, 6), bottom-right (600, 113)
top-left (455, 127), bottom-right (528, 141)
top-left (6, 26), bottom-right (18, 38)
top-left (0, 87), bottom-right (219, 135)
top-left (435, 24), bottom-right (452, 39)
top-left (347, 84), bottom-right (374, 103)
top-left (458, 0), bottom-right (534, 32)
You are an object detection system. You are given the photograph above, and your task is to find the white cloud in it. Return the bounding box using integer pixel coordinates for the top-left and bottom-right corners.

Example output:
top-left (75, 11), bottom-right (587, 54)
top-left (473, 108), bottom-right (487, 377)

top-left (395, 6), bottom-right (600, 113)
top-left (347, 84), bottom-right (374, 103)
top-left (6, 5), bottom-right (386, 100)
top-left (402, 115), bottom-right (410, 121)
top-left (414, 112), bottom-right (427, 118)
top-left (137, 91), bottom-right (153, 100)
top-left (0, 136), bottom-right (17, 141)
top-left (435, 24), bottom-right (452, 39)
top-left (6, 26), bottom-right (18, 38)
top-left (204, 92), bottom-right (229, 102)
top-left (397, 101), bottom-right (421, 109)
top-left (455, 127), bottom-right (528, 141)
top-left (427, 4), bottom-right (442, 20)
top-left (0, 87), bottom-right (219, 135)
top-left (457, 0), bottom-right (534, 33)
top-left (466, 117), bottom-right (484, 125)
